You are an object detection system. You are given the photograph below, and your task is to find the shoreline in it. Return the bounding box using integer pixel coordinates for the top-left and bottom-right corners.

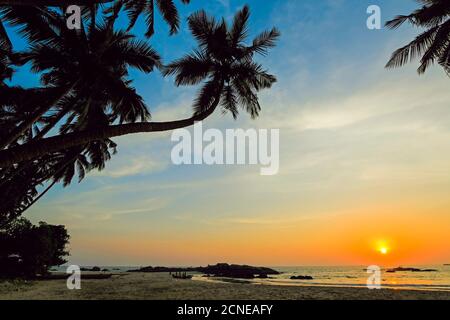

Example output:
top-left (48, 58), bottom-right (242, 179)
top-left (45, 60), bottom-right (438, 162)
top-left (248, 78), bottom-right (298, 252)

top-left (193, 276), bottom-right (450, 293)
top-left (1, 272), bottom-right (450, 300)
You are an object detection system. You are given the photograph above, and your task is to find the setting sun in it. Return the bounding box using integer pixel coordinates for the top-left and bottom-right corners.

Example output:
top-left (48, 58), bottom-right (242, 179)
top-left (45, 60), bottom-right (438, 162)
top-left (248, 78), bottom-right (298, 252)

top-left (374, 240), bottom-right (391, 256)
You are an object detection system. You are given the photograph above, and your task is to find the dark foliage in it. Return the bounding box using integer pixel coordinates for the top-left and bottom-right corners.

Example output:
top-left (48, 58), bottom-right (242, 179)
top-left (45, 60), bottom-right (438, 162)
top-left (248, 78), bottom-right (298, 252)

top-left (386, 0), bottom-right (450, 74)
top-left (0, 3), bottom-right (278, 222)
top-left (0, 217), bottom-right (69, 278)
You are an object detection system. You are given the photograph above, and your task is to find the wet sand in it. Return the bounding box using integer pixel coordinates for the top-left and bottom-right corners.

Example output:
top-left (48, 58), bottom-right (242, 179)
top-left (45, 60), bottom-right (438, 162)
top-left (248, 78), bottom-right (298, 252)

top-left (1, 272), bottom-right (450, 300)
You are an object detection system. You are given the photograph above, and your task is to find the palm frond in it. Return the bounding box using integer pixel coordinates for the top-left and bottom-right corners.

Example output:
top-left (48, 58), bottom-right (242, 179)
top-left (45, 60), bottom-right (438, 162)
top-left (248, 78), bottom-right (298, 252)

top-left (230, 5), bottom-right (250, 46)
top-left (221, 85), bottom-right (238, 119)
top-left (247, 28), bottom-right (281, 56)
top-left (156, 0), bottom-right (179, 35)
top-left (193, 78), bottom-right (221, 115)
top-left (163, 49), bottom-right (213, 85)
top-left (385, 25), bottom-right (440, 69)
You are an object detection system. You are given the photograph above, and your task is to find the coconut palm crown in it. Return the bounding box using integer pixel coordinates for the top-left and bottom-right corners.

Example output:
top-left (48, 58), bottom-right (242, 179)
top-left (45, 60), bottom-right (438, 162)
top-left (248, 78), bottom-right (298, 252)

top-left (164, 5), bottom-right (280, 119)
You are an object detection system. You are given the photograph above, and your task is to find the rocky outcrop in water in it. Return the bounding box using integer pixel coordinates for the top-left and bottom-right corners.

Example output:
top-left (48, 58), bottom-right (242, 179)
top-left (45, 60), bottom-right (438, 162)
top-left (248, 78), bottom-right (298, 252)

top-left (128, 263), bottom-right (280, 279)
top-left (80, 266), bottom-right (101, 272)
top-left (128, 266), bottom-right (197, 273)
top-left (197, 263), bottom-right (279, 279)
top-left (386, 267), bottom-right (438, 273)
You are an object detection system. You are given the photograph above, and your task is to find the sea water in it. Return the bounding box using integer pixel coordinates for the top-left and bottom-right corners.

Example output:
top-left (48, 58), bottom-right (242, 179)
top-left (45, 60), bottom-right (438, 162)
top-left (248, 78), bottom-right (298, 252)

top-left (52, 265), bottom-right (450, 291)
top-left (251, 265), bottom-right (450, 291)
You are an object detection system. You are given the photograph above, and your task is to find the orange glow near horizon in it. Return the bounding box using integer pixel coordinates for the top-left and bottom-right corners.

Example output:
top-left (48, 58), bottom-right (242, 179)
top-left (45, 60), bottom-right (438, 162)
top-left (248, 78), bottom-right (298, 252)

top-left (67, 202), bottom-right (450, 267)
top-left (57, 195), bottom-right (450, 267)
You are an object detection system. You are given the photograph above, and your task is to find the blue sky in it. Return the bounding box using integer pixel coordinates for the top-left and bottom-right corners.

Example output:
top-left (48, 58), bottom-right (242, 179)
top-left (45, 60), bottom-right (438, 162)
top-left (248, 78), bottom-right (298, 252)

top-left (9, 0), bottom-right (450, 266)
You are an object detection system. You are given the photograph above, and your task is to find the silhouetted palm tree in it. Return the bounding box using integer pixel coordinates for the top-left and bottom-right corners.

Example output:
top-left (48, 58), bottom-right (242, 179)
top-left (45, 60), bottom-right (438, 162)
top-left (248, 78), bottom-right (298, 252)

top-left (0, 5), bottom-right (279, 219)
top-left (0, 0), bottom-right (191, 37)
top-left (0, 5), bottom-right (279, 168)
top-left (0, 5), bottom-right (160, 148)
top-left (165, 5), bottom-right (279, 119)
top-left (386, 0), bottom-right (450, 74)
top-left (0, 5), bottom-right (159, 217)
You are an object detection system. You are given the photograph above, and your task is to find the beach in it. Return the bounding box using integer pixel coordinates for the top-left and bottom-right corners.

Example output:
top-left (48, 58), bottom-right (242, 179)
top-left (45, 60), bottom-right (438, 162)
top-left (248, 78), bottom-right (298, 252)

top-left (1, 272), bottom-right (450, 300)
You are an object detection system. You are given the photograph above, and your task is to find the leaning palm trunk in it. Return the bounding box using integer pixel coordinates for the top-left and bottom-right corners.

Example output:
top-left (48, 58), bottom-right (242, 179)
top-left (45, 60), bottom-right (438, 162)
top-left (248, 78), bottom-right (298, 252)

top-left (0, 94), bottom-right (222, 168)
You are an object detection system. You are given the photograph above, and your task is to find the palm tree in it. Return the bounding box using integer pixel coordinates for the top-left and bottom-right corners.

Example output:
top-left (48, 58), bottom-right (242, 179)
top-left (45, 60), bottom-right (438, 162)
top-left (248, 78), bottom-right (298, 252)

top-left (0, 6), bottom-right (78, 148)
top-left (0, 5), bottom-right (159, 146)
top-left (385, 0), bottom-right (450, 74)
top-left (0, 5), bottom-right (160, 216)
top-left (0, 0), bottom-right (191, 148)
top-left (0, 5), bottom-right (279, 219)
top-left (0, 5), bottom-right (279, 167)
top-left (164, 6), bottom-right (278, 119)
top-left (0, 0), bottom-right (191, 37)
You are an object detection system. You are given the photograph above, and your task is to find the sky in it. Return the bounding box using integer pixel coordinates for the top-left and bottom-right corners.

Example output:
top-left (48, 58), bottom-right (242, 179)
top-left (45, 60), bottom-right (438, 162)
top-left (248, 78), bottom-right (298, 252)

top-left (11, 0), bottom-right (450, 266)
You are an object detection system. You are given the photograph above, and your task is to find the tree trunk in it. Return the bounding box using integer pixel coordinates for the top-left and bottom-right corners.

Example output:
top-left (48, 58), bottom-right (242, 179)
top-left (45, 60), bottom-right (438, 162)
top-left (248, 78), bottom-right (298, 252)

top-left (0, 96), bottom-right (222, 168)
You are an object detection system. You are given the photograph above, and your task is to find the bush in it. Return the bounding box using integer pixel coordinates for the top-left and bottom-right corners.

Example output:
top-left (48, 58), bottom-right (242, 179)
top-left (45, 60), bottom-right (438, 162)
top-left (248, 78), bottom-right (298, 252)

top-left (0, 218), bottom-right (69, 278)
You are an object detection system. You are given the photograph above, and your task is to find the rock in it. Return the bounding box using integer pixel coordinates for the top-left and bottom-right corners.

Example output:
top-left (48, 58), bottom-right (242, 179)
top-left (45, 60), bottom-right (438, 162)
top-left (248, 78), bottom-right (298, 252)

top-left (386, 267), bottom-right (438, 273)
top-left (128, 266), bottom-right (197, 273)
top-left (80, 266), bottom-right (102, 272)
top-left (290, 275), bottom-right (313, 280)
top-left (197, 263), bottom-right (280, 279)
top-left (128, 263), bottom-right (280, 279)
top-left (420, 269), bottom-right (438, 272)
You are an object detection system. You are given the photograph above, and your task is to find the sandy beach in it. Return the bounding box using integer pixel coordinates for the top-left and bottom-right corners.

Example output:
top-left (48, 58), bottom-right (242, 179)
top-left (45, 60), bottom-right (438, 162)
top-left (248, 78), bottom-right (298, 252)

top-left (1, 272), bottom-right (450, 300)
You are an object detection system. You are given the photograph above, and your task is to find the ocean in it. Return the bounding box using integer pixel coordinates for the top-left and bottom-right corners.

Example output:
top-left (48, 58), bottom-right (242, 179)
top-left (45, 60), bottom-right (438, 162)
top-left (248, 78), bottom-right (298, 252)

top-left (252, 265), bottom-right (450, 291)
top-left (53, 265), bottom-right (450, 292)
